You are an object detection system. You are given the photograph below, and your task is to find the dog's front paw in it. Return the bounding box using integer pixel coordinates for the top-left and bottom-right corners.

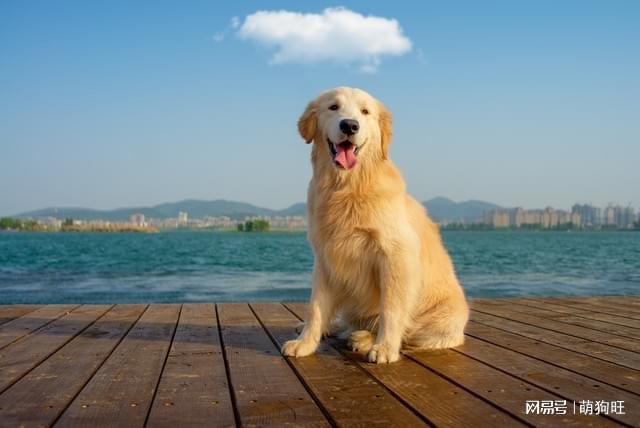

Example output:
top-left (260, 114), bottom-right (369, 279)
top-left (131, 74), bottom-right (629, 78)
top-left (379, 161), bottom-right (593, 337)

top-left (367, 343), bottom-right (400, 364)
top-left (281, 339), bottom-right (318, 357)
top-left (349, 330), bottom-right (374, 354)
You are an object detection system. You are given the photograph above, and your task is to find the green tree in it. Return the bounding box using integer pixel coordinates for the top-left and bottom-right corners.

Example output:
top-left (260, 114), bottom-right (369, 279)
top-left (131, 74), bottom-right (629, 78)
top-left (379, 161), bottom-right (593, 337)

top-left (238, 219), bottom-right (270, 232)
top-left (253, 219), bottom-right (270, 232)
top-left (0, 217), bottom-right (22, 230)
top-left (63, 218), bottom-right (74, 226)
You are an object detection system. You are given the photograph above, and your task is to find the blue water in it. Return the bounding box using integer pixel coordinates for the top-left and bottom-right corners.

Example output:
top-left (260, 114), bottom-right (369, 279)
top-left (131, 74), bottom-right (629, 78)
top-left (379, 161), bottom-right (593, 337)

top-left (0, 231), bottom-right (638, 303)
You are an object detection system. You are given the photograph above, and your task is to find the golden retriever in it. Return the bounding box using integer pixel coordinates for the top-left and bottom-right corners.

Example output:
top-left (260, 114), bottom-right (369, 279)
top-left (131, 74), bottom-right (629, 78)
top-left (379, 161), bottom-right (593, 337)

top-left (282, 87), bottom-right (469, 363)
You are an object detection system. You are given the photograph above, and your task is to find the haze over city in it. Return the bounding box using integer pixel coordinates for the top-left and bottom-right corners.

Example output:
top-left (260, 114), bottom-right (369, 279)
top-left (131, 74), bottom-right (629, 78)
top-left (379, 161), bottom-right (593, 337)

top-left (1, 1), bottom-right (639, 216)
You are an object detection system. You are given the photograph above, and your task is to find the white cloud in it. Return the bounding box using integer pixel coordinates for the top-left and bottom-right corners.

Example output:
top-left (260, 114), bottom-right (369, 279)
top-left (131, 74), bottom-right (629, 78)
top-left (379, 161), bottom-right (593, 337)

top-left (236, 7), bottom-right (412, 72)
top-left (230, 16), bottom-right (240, 29)
top-left (212, 32), bottom-right (225, 42)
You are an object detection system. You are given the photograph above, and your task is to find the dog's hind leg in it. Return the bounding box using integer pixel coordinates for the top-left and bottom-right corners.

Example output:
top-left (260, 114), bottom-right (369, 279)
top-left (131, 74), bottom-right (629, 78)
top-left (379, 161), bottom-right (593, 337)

top-left (405, 298), bottom-right (468, 350)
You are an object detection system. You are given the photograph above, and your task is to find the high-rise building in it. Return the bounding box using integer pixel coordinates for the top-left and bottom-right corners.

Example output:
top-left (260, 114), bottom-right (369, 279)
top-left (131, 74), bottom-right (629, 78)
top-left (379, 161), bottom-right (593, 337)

top-left (129, 213), bottom-right (146, 227)
top-left (603, 205), bottom-right (616, 225)
top-left (619, 206), bottom-right (636, 229)
top-left (178, 211), bottom-right (188, 225)
top-left (571, 203), bottom-right (601, 227)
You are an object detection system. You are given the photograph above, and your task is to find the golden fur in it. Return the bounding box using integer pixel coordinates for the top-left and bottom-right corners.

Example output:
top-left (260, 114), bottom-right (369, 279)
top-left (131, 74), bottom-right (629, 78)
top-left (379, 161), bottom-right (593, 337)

top-left (282, 87), bottom-right (469, 363)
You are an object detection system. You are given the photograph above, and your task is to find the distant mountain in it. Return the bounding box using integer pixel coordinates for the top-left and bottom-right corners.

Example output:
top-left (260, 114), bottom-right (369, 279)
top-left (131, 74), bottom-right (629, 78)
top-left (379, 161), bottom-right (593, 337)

top-left (16, 199), bottom-right (280, 221)
top-left (277, 202), bottom-right (307, 216)
top-left (423, 197), bottom-right (502, 222)
top-left (15, 197), bottom-right (501, 222)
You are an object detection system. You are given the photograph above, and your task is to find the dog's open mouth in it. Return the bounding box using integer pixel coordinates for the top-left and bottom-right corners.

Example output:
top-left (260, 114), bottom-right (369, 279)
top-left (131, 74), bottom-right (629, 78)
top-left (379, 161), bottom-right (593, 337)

top-left (328, 139), bottom-right (360, 170)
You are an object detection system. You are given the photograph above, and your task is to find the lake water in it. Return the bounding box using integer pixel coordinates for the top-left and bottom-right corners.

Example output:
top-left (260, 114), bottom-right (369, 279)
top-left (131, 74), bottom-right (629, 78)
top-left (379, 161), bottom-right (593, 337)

top-left (0, 231), bottom-right (638, 304)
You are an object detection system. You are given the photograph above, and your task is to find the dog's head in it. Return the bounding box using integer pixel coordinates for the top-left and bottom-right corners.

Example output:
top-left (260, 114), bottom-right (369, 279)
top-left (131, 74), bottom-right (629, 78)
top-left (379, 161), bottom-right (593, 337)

top-left (298, 87), bottom-right (392, 172)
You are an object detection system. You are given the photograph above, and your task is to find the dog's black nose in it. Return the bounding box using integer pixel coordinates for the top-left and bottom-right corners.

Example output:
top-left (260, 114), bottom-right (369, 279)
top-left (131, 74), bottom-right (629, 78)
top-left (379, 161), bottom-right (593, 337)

top-left (340, 119), bottom-right (359, 135)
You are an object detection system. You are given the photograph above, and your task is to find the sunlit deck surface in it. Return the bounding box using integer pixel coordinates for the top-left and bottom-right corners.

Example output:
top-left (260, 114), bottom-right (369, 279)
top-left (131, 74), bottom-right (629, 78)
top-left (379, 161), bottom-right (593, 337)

top-left (0, 297), bottom-right (638, 427)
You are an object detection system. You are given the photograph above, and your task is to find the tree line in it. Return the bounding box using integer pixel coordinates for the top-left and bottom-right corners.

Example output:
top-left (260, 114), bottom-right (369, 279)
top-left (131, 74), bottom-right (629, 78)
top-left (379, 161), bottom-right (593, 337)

top-left (0, 217), bottom-right (43, 231)
top-left (237, 219), bottom-right (270, 232)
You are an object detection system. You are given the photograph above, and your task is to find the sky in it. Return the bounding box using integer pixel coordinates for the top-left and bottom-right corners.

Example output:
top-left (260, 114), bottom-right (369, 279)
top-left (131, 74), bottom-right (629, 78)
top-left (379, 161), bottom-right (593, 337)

top-left (1, 1), bottom-right (639, 216)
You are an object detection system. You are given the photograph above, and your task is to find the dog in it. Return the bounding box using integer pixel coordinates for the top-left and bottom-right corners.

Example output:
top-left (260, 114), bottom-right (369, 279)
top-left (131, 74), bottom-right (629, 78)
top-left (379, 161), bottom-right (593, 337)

top-left (281, 87), bottom-right (469, 363)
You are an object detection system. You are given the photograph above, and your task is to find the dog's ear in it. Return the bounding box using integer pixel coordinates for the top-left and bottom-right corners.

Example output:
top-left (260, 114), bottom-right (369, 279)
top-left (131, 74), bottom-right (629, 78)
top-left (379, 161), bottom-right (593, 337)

top-left (378, 102), bottom-right (393, 158)
top-left (298, 100), bottom-right (318, 144)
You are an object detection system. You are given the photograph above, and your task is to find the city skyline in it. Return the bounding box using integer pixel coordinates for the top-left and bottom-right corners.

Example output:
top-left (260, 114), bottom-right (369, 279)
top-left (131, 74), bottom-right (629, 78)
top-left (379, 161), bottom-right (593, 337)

top-left (3, 193), bottom-right (640, 218)
top-left (7, 195), bottom-right (637, 224)
top-left (8, 200), bottom-right (637, 232)
top-left (2, 1), bottom-right (639, 215)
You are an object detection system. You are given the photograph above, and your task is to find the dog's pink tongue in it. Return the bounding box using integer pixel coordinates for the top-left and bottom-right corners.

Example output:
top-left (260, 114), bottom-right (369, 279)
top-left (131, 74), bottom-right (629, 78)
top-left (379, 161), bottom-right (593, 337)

top-left (335, 144), bottom-right (357, 170)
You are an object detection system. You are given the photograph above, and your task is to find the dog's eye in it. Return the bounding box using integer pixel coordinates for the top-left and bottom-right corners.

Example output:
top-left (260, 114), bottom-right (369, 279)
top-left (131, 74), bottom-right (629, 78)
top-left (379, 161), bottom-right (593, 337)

top-left (361, 108), bottom-right (369, 115)
top-left (329, 104), bottom-right (339, 111)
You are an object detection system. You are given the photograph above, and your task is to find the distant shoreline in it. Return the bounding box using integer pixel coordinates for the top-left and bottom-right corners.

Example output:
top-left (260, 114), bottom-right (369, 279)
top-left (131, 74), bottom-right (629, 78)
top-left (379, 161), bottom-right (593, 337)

top-left (1, 228), bottom-right (638, 234)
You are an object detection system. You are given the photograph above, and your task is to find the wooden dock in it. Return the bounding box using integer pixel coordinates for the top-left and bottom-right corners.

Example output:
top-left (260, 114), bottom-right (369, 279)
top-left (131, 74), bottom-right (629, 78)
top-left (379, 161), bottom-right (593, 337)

top-left (0, 296), bottom-right (638, 427)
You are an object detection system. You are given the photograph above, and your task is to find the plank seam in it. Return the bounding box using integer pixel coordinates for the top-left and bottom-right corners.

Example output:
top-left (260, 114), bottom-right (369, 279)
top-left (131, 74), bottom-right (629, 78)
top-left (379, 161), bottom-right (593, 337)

top-left (525, 299), bottom-right (640, 323)
top-left (0, 304), bottom-right (82, 352)
top-left (564, 298), bottom-right (640, 315)
top-left (215, 304), bottom-right (241, 428)
top-left (143, 304), bottom-right (183, 428)
top-left (49, 304), bottom-right (150, 428)
top-left (471, 307), bottom-right (640, 355)
top-left (0, 304), bottom-right (115, 397)
top-left (498, 301), bottom-right (640, 335)
top-left (450, 346), bottom-right (634, 427)
top-left (465, 324), bottom-right (640, 397)
top-left (280, 303), bottom-right (438, 427)
top-left (248, 303), bottom-right (337, 428)
top-left (0, 306), bottom-right (43, 327)
top-left (470, 317), bottom-right (640, 372)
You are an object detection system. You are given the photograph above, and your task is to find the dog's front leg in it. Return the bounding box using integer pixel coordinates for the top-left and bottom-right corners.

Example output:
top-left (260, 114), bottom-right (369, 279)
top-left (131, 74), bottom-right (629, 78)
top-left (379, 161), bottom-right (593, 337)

top-left (282, 264), bottom-right (334, 357)
top-left (368, 248), bottom-right (418, 364)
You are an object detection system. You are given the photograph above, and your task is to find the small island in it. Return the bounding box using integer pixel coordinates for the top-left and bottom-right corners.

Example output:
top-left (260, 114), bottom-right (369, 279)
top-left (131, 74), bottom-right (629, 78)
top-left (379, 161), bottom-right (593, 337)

top-left (237, 219), bottom-right (270, 232)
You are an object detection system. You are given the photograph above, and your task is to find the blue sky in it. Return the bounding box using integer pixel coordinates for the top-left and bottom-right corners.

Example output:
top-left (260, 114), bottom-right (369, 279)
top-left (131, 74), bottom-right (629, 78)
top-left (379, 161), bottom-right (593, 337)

top-left (1, 1), bottom-right (638, 216)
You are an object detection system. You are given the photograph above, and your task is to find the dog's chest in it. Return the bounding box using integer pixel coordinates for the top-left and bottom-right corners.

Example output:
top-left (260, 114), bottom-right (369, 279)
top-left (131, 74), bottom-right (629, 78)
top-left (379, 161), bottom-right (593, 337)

top-left (310, 206), bottom-right (380, 286)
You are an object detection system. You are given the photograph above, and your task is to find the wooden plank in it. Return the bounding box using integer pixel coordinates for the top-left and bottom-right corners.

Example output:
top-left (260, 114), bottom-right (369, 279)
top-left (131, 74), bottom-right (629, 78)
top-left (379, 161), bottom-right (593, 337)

top-left (217, 303), bottom-right (328, 427)
top-left (0, 304), bottom-right (78, 349)
top-left (0, 305), bottom-right (41, 326)
top-left (471, 310), bottom-right (640, 370)
top-left (548, 298), bottom-right (640, 321)
top-left (466, 321), bottom-right (640, 395)
top-left (581, 296), bottom-right (640, 311)
top-left (146, 304), bottom-right (235, 428)
top-left (455, 335), bottom-right (639, 426)
top-left (283, 302), bottom-right (524, 427)
top-left (471, 300), bottom-right (640, 353)
top-left (519, 298), bottom-right (640, 329)
top-left (0, 304), bottom-right (146, 427)
top-left (0, 305), bottom-right (112, 394)
top-left (566, 297), bottom-right (640, 315)
top-left (252, 303), bottom-right (430, 427)
top-left (55, 304), bottom-right (181, 428)
top-left (407, 349), bottom-right (616, 427)
top-left (492, 300), bottom-right (640, 340)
